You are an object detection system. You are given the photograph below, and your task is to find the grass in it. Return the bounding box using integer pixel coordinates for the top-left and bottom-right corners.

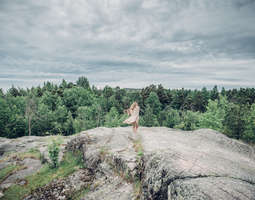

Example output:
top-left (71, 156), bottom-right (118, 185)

top-left (1, 151), bottom-right (82, 200)
top-left (0, 148), bottom-right (41, 185)
top-left (0, 148), bottom-right (41, 164)
top-left (19, 148), bottom-right (41, 160)
top-left (44, 135), bottom-right (64, 144)
top-left (134, 179), bottom-right (142, 200)
top-left (132, 138), bottom-right (144, 157)
top-left (0, 165), bottom-right (22, 184)
top-left (132, 137), bottom-right (144, 199)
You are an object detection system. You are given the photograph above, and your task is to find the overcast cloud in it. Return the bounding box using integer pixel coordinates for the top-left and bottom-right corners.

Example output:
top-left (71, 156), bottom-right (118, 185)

top-left (0, 0), bottom-right (255, 90)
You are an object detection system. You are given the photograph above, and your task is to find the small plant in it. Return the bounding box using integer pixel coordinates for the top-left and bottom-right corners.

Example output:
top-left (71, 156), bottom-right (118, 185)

top-left (48, 139), bottom-right (60, 168)
top-left (124, 171), bottom-right (132, 182)
top-left (73, 150), bottom-right (85, 168)
top-left (137, 150), bottom-right (143, 157)
top-left (134, 179), bottom-right (142, 200)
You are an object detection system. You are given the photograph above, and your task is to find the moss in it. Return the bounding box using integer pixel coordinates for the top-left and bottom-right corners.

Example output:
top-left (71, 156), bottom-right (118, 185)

top-left (0, 148), bottom-right (41, 164)
top-left (0, 165), bottom-right (18, 184)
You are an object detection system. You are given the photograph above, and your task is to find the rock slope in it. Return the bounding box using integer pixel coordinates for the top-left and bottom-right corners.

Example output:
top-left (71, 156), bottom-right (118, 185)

top-left (1, 127), bottom-right (255, 200)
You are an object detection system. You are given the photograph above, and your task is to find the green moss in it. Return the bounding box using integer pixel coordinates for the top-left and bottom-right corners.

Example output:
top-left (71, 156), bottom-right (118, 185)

top-left (0, 148), bottom-right (41, 164)
top-left (1, 151), bottom-right (81, 200)
top-left (0, 165), bottom-right (18, 183)
top-left (19, 148), bottom-right (41, 160)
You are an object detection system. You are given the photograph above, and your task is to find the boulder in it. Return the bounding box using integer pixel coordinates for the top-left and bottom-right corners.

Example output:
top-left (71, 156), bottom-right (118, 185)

top-left (140, 127), bottom-right (255, 200)
top-left (69, 127), bottom-right (255, 200)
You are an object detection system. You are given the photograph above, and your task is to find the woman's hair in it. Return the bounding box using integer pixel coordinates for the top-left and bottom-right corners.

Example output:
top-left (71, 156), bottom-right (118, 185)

top-left (130, 101), bottom-right (138, 110)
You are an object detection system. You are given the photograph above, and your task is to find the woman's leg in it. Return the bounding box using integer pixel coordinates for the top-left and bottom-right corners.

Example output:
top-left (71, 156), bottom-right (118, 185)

top-left (135, 122), bottom-right (139, 132)
top-left (132, 122), bottom-right (136, 133)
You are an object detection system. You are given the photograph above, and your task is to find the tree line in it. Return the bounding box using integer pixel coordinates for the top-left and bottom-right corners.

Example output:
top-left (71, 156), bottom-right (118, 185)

top-left (0, 77), bottom-right (255, 143)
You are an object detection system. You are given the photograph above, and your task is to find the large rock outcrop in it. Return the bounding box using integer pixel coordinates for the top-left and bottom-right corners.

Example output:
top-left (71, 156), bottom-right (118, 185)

top-left (69, 127), bottom-right (255, 200)
top-left (1, 127), bottom-right (255, 200)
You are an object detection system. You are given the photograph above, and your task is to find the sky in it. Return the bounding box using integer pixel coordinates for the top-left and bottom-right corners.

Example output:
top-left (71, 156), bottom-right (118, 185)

top-left (0, 0), bottom-right (255, 91)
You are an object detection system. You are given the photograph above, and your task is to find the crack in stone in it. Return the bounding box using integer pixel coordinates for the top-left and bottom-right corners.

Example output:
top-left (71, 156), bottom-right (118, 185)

top-left (165, 174), bottom-right (255, 186)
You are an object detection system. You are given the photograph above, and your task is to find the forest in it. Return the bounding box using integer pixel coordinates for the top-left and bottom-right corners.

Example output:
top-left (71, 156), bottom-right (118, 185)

top-left (0, 76), bottom-right (255, 143)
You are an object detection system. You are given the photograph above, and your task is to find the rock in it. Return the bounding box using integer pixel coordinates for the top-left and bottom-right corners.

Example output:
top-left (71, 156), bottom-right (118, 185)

top-left (0, 142), bottom-right (16, 156)
top-left (24, 169), bottom-right (93, 200)
top-left (17, 179), bottom-right (27, 186)
top-left (1, 158), bottom-right (42, 189)
top-left (0, 190), bottom-right (4, 198)
top-left (0, 183), bottom-right (12, 190)
top-left (0, 135), bottom-right (73, 162)
top-left (69, 127), bottom-right (255, 200)
top-left (83, 169), bottom-right (134, 200)
top-left (139, 127), bottom-right (255, 200)
top-left (1, 127), bottom-right (255, 200)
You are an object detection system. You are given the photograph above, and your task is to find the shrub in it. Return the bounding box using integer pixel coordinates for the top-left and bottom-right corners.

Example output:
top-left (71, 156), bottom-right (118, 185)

top-left (175, 110), bottom-right (201, 131)
top-left (48, 140), bottom-right (60, 168)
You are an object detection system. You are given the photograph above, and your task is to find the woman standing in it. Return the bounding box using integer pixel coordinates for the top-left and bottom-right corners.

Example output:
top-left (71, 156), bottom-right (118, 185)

top-left (123, 102), bottom-right (140, 133)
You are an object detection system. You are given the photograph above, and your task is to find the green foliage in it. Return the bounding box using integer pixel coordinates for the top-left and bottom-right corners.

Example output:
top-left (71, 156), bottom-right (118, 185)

top-left (40, 91), bottom-right (61, 111)
top-left (0, 98), bottom-right (11, 137)
top-left (210, 85), bottom-right (219, 100)
top-left (141, 105), bottom-right (159, 127)
top-left (223, 103), bottom-right (248, 139)
top-left (0, 96), bottom-right (27, 138)
top-left (199, 95), bottom-right (228, 132)
top-left (1, 77), bottom-right (255, 144)
top-left (48, 140), bottom-right (60, 168)
top-left (242, 104), bottom-right (255, 143)
top-left (76, 76), bottom-right (90, 90)
top-left (171, 88), bottom-right (188, 110)
top-left (145, 92), bottom-right (162, 115)
top-left (73, 105), bottom-right (100, 132)
top-left (175, 111), bottom-right (201, 131)
top-left (156, 84), bottom-right (170, 108)
top-left (104, 107), bottom-right (120, 127)
top-left (160, 107), bottom-right (181, 128)
top-left (62, 87), bottom-right (95, 117)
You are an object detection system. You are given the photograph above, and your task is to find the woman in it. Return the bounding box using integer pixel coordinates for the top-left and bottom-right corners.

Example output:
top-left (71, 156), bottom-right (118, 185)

top-left (123, 102), bottom-right (140, 133)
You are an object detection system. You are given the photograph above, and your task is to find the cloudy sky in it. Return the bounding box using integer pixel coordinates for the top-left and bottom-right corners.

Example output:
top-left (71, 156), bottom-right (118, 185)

top-left (0, 0), bottom-right (255, 90)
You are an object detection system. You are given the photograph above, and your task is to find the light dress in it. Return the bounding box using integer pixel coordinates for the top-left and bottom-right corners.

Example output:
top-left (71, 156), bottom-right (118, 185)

top-left (123, 106), bottom-right (140, 124)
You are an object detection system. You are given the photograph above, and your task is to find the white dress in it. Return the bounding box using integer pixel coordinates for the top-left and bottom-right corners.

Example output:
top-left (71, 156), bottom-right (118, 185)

top-left (123, 106), bottom-right (140, 124)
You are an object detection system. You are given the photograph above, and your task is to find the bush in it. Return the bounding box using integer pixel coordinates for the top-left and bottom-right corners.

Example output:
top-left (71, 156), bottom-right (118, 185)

top-left (160, 107), bottom-right (181, 128)
top-left (199, 95), bottom-right (227, 132)
top-left (175, 111), bottom-right (201, 131)
top-left (48, 140), bottom-right (60, 168)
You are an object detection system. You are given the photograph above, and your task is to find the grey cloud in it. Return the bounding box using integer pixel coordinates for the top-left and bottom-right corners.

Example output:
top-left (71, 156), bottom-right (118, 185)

top-left (0, 0), bottom-right (255, 90)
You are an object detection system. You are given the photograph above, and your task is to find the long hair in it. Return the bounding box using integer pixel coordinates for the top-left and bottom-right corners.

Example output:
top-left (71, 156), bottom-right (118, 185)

top-left (130, 101), bottom-right (138, 110)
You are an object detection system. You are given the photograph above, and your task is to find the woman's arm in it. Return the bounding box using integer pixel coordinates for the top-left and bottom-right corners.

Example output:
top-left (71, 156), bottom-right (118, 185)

top-left (124, 109), bottom-right (132, 116)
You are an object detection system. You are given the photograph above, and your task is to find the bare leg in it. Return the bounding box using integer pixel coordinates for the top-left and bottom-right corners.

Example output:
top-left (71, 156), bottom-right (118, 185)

top-left (132, 123), bottom-right (136, 133)
top-left (135, 122), bottom-right (139, 132)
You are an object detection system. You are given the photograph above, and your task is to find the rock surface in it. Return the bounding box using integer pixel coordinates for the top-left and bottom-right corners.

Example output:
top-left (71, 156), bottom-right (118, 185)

top-left (24, 169), bottom-right (93, 200)
top-left (1, 158), bottom-right (42, 189)
top-left (0, 135), bottom-right (75, 191)
top-left (73, 127), bottom-right (255, 200)
top-left (1, 127), bottom-right (255, 200)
